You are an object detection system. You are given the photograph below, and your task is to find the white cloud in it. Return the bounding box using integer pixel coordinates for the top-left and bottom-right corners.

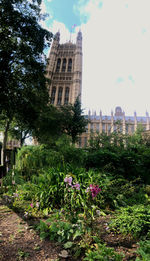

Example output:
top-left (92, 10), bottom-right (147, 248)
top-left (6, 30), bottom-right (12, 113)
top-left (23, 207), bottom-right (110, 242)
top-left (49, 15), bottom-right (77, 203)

top-left (40, 1), bottom-right (53, 31)
top-left (78, 0), bottom-right (150, 115)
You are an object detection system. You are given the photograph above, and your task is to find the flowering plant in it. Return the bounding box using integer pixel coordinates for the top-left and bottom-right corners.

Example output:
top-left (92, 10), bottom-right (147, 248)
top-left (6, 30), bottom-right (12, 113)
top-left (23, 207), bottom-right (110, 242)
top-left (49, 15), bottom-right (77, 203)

top-left (63, 175), bottom-right (82, 221)
top-left (64, 176), bottom-right (80, 191)
top-left (84, 184), bottom-right (101, 223)
top-left (64, 176), bottom-right (72, 186)
top-left (86, 184), bottom-right (101, 199)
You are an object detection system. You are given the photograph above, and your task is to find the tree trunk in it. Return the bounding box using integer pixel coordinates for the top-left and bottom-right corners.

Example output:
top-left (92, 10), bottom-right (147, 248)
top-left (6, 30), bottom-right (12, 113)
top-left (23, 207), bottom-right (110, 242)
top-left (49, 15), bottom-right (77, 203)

top-left (2, 120), bottom-right (10, 176)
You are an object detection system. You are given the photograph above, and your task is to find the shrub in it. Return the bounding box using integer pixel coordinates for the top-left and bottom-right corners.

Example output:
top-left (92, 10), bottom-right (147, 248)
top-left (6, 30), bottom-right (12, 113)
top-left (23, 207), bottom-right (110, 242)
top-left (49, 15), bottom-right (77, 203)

top-left (109, 205), bottom-right (150, 238)
top-left (16, 145), bottom-right (63, 178)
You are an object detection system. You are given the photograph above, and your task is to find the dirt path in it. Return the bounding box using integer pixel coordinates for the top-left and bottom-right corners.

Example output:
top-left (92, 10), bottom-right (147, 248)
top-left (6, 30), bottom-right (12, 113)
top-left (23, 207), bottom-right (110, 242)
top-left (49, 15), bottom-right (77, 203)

top-left (0, 198), bottom-right (139, 261)
top-left (0, 199), bottom-right (60, 261)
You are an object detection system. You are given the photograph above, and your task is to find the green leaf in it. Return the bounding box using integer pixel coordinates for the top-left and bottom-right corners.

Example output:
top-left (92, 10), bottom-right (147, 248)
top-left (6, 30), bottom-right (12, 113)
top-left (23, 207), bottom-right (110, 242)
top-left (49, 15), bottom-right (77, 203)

top-left (64, 241), bottom-right (73, 249)
top-left (73, 230), bottom-right (82, 240)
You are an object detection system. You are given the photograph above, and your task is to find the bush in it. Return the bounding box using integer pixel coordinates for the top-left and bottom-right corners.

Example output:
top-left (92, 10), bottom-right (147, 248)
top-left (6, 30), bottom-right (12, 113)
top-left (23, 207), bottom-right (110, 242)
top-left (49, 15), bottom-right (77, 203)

top-left (31, 168), bottom-right (66, 209)
top-left (16, 145), bottom-right (64, 178)
top-left (85, 149), bottom-right (119, 171)
top-left (109, 205), bottom-right (150, 238)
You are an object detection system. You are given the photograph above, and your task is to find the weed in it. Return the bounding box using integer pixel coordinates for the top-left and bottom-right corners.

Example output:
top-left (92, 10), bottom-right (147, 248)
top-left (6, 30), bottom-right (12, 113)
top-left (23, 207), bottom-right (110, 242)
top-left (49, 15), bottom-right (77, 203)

top-left (17, 249), bottom-right (29, 260)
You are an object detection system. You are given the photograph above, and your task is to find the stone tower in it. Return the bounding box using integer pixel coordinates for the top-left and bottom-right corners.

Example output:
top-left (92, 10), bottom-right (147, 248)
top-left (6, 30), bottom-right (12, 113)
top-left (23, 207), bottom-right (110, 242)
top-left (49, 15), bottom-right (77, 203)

top-left (46, 31), bottom-right (82, 106)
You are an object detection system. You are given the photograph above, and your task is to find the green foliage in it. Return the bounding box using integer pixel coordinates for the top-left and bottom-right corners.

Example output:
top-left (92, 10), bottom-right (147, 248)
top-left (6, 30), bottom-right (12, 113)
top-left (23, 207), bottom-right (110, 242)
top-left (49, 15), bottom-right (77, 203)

top-left (0, 0), bottom-right (52, 115)
top-left (16, 144), bottom-right (87, 179)
top-left (109, 205), bottom-right (150, 238)
top-left (136, 240), bottom-right (150, 261)
top-left (2, 169), bottom-right (25, 187)
top-left (60, 146), bottom-right (86, 168)
top-left (100, 177), bottom-right (150, 209)
top-left (0, 0), bottom-right (53, 169)
top-left (2, 158), bottom-right (150, 260)
top-left (60, 97), bottom-right (88, 143)
top-left (16, 145), bottom-right (64, 178)
top-left (31, 168), bottom-right (65, 209)
top-left (36, 220), bottom-right (49, 240)
top-left (86, 132), bottom-right (150, 183)
top-left (85, 148), bottom-right (119, 171)
top-left (17, 249), bottom-right (29, 260)
top-left (84, 242), bottom-right (123, 261)
top-left (33, 104), bottom-right (65, 145)
top-left (36, 218), bottom-right (83, 244)
top-left (49, 221), bottom-right (73, 242)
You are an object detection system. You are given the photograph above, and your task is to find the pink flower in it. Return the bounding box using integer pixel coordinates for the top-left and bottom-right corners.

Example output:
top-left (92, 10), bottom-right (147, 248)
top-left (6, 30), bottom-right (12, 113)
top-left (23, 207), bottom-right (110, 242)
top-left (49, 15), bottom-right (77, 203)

top-left (30, 203), bottom-right (34, 208)
top-left (64, 176), bottom-right (72, 186)
top-left (12, 180), bottom-right (15, 185)
top-left (86, 184), bottom-right (101, 199)
top-left (73, 183), bottom-right (80, 190)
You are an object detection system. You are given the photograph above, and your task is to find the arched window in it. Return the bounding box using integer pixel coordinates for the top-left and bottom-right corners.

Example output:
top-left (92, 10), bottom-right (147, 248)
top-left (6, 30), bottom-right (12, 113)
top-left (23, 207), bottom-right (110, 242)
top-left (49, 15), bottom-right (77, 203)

top-left (62, 58), bottom-right (66, 72)
top-left (64, 87), bottom-right (69, 104)
top-left (56, 58), bottom-right (61, 72)
top-left (57, 87), bottom-right (63, 105)
top-left (51, 87), bottom-right (56, 104)
top-left (68, 58), bottom-right (72, 72)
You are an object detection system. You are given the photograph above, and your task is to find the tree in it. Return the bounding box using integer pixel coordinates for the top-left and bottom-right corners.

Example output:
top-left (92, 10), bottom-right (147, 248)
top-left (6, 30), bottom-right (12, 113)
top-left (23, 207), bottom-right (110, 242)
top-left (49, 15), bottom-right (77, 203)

top-left (7, 119), bottom-right (32, 147)
top-left (60, 98), bottom-right (88, 143)
top-left (0, 0), bottom-right (53, 173)
top-left (33, 104), bottom-right (64, 146)
top-left (33, 98), bottom-right (88, 146)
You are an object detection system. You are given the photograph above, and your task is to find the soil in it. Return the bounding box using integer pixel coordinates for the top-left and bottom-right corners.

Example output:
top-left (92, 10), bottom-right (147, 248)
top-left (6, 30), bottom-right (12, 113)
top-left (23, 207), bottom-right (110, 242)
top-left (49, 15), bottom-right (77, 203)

top-left (0, 198), bottom-right (61, 261)
top-left (0, 197), bottom-right (139, 261)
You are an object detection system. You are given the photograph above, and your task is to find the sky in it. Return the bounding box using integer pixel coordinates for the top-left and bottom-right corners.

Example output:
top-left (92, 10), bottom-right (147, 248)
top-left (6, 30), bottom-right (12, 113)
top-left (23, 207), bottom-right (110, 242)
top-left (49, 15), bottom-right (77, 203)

top-left (41, 0), bottom-right (150, 116)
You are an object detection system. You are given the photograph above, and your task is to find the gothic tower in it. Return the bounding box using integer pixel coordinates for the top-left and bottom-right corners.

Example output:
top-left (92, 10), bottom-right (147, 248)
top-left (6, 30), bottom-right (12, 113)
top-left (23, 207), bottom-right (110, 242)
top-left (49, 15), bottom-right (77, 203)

top-left (46, 31), bottom-right (82, 106)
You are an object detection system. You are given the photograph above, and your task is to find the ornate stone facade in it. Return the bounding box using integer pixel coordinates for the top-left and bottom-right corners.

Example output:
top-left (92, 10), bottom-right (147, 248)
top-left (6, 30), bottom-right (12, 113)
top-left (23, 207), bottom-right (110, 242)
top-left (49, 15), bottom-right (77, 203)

top-left (46, 31), bottom-right (82, 106)
top-left (79, 107), bottom-right (150, 147)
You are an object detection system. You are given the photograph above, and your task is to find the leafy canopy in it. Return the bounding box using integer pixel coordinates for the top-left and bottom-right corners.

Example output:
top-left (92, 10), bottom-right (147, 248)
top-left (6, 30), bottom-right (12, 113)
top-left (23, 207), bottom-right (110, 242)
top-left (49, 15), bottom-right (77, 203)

top-left (0, 0), bottom-right (52, 120)
top-left (60, 97), bottom-right (88, 143)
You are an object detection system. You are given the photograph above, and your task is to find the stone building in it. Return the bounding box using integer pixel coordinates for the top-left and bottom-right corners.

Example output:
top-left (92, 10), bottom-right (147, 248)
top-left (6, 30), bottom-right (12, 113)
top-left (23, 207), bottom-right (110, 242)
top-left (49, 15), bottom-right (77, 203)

top-left (79, 106), bottom-right (150, 147)
top-left (47, 32), bottom-right (150, 147)
top-left (46, 31), bottom-right (82, 105)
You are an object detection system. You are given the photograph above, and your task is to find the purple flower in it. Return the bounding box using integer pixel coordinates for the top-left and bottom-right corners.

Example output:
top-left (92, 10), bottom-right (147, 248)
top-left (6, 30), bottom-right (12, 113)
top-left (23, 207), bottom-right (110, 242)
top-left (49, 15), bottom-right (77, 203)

top-left (64, 176), bottom-right (72, 186)
top-left (13, 193), bottom-right (19, 198)
top-left (73, 183), bottom-right (80, 190)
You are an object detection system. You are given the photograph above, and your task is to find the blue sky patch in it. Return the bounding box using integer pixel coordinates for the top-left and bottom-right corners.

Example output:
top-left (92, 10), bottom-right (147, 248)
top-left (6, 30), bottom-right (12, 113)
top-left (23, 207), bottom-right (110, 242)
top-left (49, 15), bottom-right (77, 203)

top-left (45, 0), bottom-right (82, 31)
